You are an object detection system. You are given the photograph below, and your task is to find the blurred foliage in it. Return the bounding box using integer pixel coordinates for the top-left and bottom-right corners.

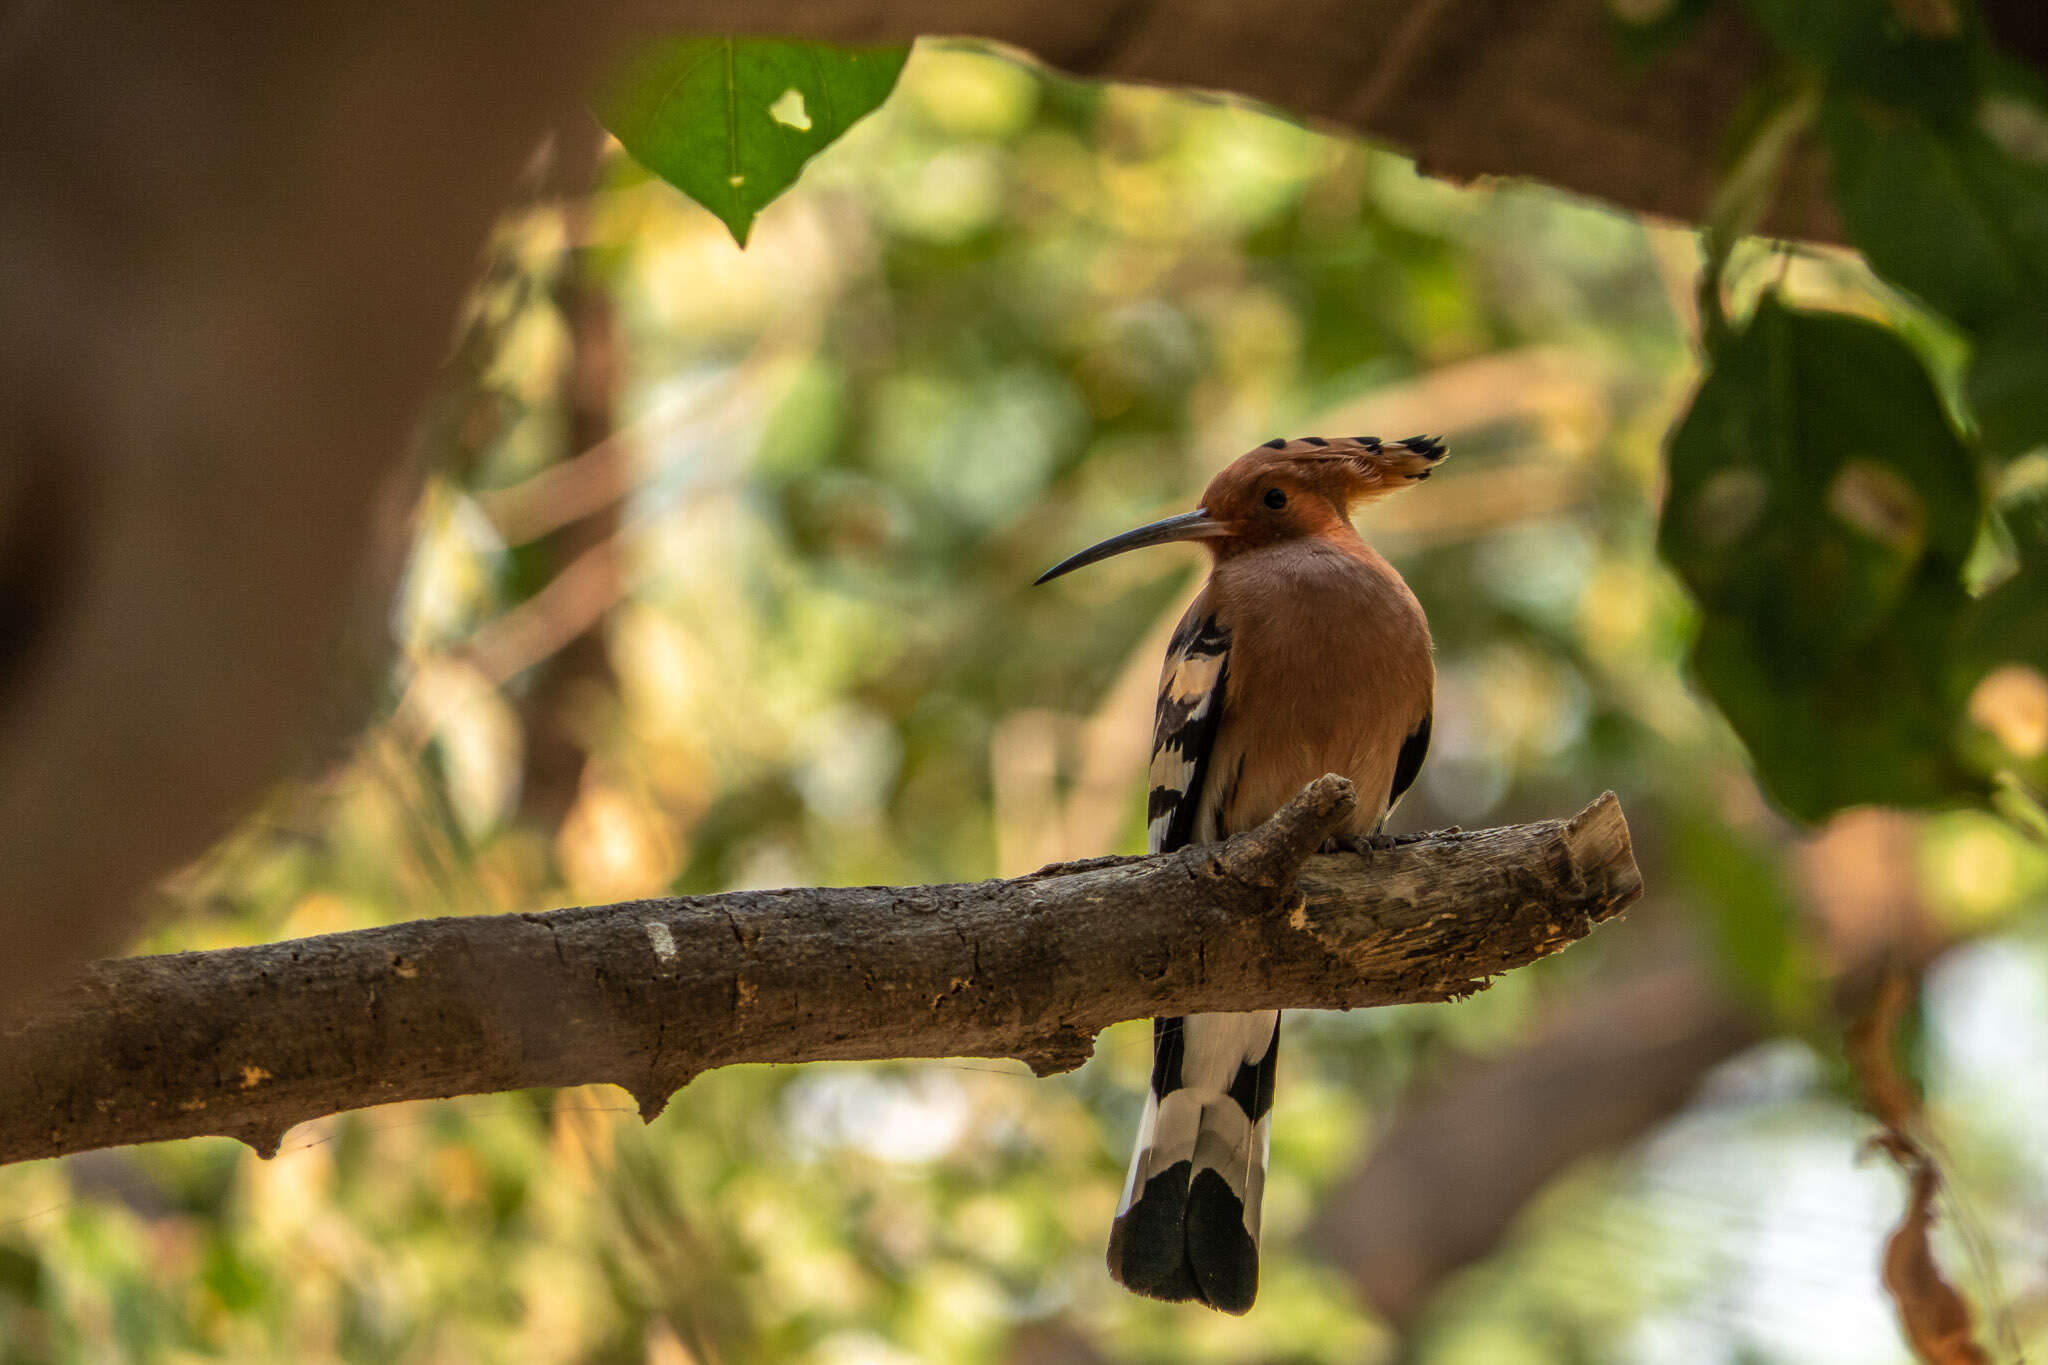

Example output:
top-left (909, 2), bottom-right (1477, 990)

top-left (1649, 0), bottom-right (2048, 825)
top-left (7, 24), bottom-right (2048, 1365)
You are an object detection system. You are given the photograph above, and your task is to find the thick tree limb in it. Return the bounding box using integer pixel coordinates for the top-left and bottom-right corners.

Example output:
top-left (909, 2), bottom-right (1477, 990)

top-left (0, 779), bottom-right (1639, 1167)
top-left (664, 1), bottom-right (1821, 238)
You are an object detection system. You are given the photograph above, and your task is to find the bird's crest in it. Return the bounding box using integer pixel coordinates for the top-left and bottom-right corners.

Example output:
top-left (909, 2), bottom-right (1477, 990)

top-left (1031, 435), bottom-right (1447, 584)
top-left (1196, 435), bottom-right (1446, 534)
top-left (1243, 433), bottom-right (1445, 486)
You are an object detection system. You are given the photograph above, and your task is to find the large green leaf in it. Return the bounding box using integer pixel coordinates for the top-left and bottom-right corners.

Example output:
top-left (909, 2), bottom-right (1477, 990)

top-left (1662, 298), bottom-right (1980, 655)
top-left (1968, 312), bottom-right (2048, 459)
top-left (1668, 806), bottom-right (1811, 1017)
top-left (1822, 74), bottom-right (2048, 459)
top-left (1959, 495), bottom-right (2048, 793)
top-left (1826, 98), bottom-right (2048, 331)
top-left (1744, 0), bottom-right (1973, 117)
top-left (1780, 15), bottom-right (2048, 468)
top-left (599, 37), bottom-right (910, 246)
top-left (1660, 297), bottom-right (1988, 820)
top-left (1689, 575), bottom-right (1980, 820)
top-left (1963, 493), bottom-right (2048, 676)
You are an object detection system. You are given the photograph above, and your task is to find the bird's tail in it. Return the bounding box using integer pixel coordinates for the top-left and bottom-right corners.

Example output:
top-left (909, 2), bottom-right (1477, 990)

top-left (1106, 1011), bottom-right (1279, 1315)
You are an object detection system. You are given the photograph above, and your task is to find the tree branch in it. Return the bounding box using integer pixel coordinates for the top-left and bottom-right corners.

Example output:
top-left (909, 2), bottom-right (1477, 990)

top-left (658, 1), bottom-right (1832, 240)
top-left (1, 780), bottom-right (1639, 1167)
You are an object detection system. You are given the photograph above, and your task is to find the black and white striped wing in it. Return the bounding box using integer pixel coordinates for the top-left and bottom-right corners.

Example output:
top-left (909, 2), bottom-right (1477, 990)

top-left (1107, 603), bottom-right (1277, 1315)
top-left (1145, 606), bottom-right (1230, 854)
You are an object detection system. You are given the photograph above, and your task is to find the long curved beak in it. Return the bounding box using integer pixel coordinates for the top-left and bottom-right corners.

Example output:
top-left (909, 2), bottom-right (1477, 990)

top-left (1033, 509), bottom-right (1225, 585)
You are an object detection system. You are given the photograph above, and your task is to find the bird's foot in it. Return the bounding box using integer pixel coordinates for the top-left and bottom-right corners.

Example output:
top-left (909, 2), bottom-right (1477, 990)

top-left (1321, 830), bottom-right (1449, 856)
top-left (1026, 853), bottom-right (1144, 879)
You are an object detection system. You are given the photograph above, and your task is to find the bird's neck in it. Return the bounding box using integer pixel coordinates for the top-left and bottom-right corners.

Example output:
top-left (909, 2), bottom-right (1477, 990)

top-left (1207, 527), bottom-right (1412, 618)
top-left (1214, 522), bottom-right (1382, 572)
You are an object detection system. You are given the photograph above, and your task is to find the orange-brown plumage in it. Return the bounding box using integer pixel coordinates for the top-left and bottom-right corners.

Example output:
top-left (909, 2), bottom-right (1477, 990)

top-left (1038, 433), bottom-right (1443, 1314)
top-left (1201, 538), bottom-right (1431, 838)
top-left (1192, 437), bottom-right (1437, 839)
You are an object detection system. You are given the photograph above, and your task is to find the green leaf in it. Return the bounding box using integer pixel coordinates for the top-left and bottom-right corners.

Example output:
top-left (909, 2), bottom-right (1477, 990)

top-left (1662, 298), bottom-right (1980, 649)
top-left (1967, 308), bottom-right (2048, 459)
top-left (1744, 0), bottom-right (1973, 117)
top-left (1741, 0), bottom-right (1870, 67)
top-left (1690, 574), bottom-right (1980, 819)
top-left (1962, 492), bottom-right (2048, 675)
top-left (1787, 23), bottom-right (2048, 478)
top-left (1608, 0), bottom-right (1721, 70)
top-left (1659, 296), bottom-right (1988, 820)
top-left (1669, 806), bottom-right (1811, 1017)
top-left (599, 37), bottom-right (909, 246)
top-left (1956, 496), bottom-right (2048, 790)
top-left (1826, 96), bottom-right (2048, 330)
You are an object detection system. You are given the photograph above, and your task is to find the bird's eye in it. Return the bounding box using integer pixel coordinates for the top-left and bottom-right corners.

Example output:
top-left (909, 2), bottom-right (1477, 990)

top-left (1263, 487), bottom-right (1287, 510)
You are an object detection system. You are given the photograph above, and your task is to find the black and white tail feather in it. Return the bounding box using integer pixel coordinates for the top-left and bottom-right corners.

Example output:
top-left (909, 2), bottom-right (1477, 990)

top-left (1106, 607), bottom-right (1277, 1315)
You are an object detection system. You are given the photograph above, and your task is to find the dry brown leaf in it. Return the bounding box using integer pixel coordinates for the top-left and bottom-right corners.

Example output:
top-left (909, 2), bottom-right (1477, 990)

top-left (1882, 1161), bottom-right (1993, 1365)
top-left (1847, 971), bottom-right (1921, 1133)
top-left (1849, 971), bottom-right (1993, 1365)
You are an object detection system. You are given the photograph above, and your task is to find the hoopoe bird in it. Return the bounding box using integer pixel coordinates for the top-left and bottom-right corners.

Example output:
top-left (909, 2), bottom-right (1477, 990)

top-left (1035, 434), bottom-right (1445, 1314)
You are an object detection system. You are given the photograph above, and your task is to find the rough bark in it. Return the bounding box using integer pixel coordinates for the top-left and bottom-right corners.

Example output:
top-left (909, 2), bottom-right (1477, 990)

top-left (662, 0), bottom-right (1833, 240)
top-left (0, 780), bottom-right (1640, 1166)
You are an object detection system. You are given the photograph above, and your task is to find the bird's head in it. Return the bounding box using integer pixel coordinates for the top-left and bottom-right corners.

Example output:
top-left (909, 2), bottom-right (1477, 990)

top-left (1034, 435), bottom-right (1445, 584)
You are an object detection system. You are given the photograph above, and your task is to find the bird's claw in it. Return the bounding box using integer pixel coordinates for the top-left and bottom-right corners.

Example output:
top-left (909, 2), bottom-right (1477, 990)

top-left (1321, 830), bottom-right (1439, 856)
